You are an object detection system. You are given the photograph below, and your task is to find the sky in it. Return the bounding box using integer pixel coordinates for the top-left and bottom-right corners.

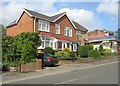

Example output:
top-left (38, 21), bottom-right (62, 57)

top-left (0, 0), bottom-right (118, 31)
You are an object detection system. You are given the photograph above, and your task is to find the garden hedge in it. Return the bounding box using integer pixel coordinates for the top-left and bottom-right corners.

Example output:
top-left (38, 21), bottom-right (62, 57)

top-left (78, 44), bottom-right (93, 57)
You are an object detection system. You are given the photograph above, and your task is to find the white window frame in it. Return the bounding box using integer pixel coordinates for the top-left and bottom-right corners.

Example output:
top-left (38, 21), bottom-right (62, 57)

top-left (64, 26), bottom-right (72, 37)
top-left (73, 43), bottom-right (77, 51)
top-left (55, 24), bottom-right (60, 34)
top-left (76, 30), bottom-right (81, 36)
top-left (41, 37), bottom-right (52, 48)
top-left (38, 19), bottom-right (50, 32)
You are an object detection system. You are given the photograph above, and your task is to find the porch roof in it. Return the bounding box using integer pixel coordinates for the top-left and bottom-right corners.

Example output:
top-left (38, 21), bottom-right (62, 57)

top-left (40, 32), bottom-right (77, 42)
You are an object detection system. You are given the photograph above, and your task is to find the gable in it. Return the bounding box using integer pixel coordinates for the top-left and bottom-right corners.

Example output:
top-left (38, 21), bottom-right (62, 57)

top-left (55, 14), bottom-right (76, 29)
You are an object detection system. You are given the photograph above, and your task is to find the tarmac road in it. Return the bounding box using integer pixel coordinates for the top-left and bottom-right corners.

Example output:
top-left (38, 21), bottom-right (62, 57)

top-left (8, 61), bottom-right (118, 84)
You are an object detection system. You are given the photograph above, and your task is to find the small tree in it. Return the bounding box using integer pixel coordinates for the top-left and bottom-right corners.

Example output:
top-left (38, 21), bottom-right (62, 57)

top-left (99, 45), bottom-right (104, 55)
top-left (44, 47), bottom-right (54, 55)
top-left (2, 36), bottom-right (18, 66)
top-left (2, 32), bottom-right (41, 66)
top-left (17, 32), bottom-right (41, 64)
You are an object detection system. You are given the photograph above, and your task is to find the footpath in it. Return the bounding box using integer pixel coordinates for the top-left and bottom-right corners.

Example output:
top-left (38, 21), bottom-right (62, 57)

top-left (1, 58), bottom-right (118, 84)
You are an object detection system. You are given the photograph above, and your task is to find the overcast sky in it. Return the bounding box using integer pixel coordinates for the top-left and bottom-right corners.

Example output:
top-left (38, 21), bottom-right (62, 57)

top-left (0, 0), bottom-right (118, 31)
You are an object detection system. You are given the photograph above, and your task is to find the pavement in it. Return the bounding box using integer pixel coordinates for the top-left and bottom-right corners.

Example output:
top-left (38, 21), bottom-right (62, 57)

top-left (1, 58), bottom-right (118, 84)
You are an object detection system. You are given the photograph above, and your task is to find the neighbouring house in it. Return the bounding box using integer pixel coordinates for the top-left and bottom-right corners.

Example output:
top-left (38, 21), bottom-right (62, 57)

top-left (72, 21), bottom-right (88, 46)
top-left (6, 8), bottom-right (88, 52)
top-left (87, 29), bottom-right (117, 52)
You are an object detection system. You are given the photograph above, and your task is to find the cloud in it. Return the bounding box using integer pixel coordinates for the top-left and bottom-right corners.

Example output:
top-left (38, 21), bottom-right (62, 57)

top-left (96, 1), bottom-right (118, 15)
top-left (0, 1), bottom-right (56, 25)
top-left (55, 8), bottom-right (99, 30)
top-left (1, 1), bottom-right (99, 31)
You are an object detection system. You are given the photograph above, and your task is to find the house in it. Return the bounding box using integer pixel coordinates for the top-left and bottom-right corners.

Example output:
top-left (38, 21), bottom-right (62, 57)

top-left (87, 29), bottom-right (117, 52)
top-left (6, 9), bottom-right (88, 52)
top-left (72, 21), bottom-right (88, 46)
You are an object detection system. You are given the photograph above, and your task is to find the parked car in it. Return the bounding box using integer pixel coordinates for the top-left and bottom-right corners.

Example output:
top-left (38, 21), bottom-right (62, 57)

top-left (37, 53), bottom-right (59, 66)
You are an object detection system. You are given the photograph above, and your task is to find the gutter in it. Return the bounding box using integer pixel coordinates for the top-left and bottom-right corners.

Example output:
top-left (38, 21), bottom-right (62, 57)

top-left (33, 17), bottom-right (36, 32)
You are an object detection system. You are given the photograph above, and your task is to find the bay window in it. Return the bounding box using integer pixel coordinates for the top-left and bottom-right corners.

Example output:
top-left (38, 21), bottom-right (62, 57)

top-left (41, 37), bottom-right (52, 48)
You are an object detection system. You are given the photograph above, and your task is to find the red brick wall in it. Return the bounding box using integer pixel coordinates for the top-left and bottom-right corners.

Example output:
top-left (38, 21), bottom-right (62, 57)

top-left (20, 59), bottom-right (42, 73)
top-left (7, 12), bottom-right (34, 36)
top-left (50, 16), bottom-right (76, 38)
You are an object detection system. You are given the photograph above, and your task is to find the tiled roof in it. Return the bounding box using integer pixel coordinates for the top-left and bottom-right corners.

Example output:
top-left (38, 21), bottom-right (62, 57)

top-left (88, 30), bottom-right (105, 39)
top-left (25, 9), bottom-right (66, 22)
top-left (40, 32), bottom-right (77, 42)
top-left (72, 21), bottom-right (88, 32)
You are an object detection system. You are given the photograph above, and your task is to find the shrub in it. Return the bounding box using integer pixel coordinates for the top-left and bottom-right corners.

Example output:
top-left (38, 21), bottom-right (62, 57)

top-left (70, 51), bottom-right (76, 57)
top-left (44, 47), bottom-right (54, 55)
top-left (62, 48), bottom-right (70, 54)
top-left (60, 52), bottom-right (73, 60)
top-left (88, 50), bottom-right (94, 57)
top-left (54, 52), bottom-right (64, 58)
top-left (93, 49), bottom-right (101, 59)
top-left (99, 45), bottom-right (104, 55)
top-left (103, 49), bottom-right (112, 56)
top-left (54, 50), bottom-right (58, 53)
top-left (78, 44), bottom-right (93, 57)
top-left (88, 49), bottom-right (101, 59)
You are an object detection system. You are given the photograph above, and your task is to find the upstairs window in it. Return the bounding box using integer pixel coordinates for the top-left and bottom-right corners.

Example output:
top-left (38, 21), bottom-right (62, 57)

top-left (64, 26), bottom-right (72, 37)
top-left (38, 20), bottom-right (50, 32)
top-left (76, 30), bottom-right (81, 36)
top-left (55, 24), bottom-right (60, 34)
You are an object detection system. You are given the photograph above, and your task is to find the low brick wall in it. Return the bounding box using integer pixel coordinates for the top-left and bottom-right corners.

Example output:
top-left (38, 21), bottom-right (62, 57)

top-left (36, 59), bottom-right (42, 70)
top-left (19, 59), bottom-right (42, 73)
top-left (59, 60), bottom-right (74, 65)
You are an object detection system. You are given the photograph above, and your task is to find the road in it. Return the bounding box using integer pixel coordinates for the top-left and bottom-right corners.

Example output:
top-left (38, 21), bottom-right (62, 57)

top-left (7, 61), bottom-right (118, 84)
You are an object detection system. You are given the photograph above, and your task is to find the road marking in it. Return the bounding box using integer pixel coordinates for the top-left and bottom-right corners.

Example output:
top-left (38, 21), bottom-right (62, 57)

top-left (55, 73), bottom-right (99, 84)
top-left (55, 68), bottom-right (118, 84)
top-left (2, 61), bottom-right (118, 84)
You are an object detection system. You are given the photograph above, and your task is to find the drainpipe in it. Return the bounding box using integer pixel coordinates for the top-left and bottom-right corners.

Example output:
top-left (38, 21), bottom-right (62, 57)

top-left (33, 17), bottom-right (36, 32)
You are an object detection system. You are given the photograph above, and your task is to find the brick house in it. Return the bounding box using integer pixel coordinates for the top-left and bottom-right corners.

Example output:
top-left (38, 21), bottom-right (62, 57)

top-left (88, 29), bottom-right (117, 52)
top-left (6, 9), bottom-right (88, 52)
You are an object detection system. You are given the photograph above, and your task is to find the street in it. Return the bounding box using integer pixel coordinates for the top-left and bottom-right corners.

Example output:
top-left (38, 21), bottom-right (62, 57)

top-left (7, 61), bottom-right (118, 84)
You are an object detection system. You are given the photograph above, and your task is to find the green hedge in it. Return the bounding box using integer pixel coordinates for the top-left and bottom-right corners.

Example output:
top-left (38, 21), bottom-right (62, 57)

top-left (78, 44), bottom-right (93, 57)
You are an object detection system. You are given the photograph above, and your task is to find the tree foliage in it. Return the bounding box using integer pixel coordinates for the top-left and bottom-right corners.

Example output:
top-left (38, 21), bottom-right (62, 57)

top-left (44, 47), bottom-right (54, 55)
top-left (99, 45), bottom-right (104, 55)
top-left (2, 32), bottom-right (41, 66)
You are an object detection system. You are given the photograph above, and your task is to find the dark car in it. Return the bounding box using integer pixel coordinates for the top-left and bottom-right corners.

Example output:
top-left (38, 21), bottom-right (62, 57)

top-left (37, 53), bottom-right (59, 66)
